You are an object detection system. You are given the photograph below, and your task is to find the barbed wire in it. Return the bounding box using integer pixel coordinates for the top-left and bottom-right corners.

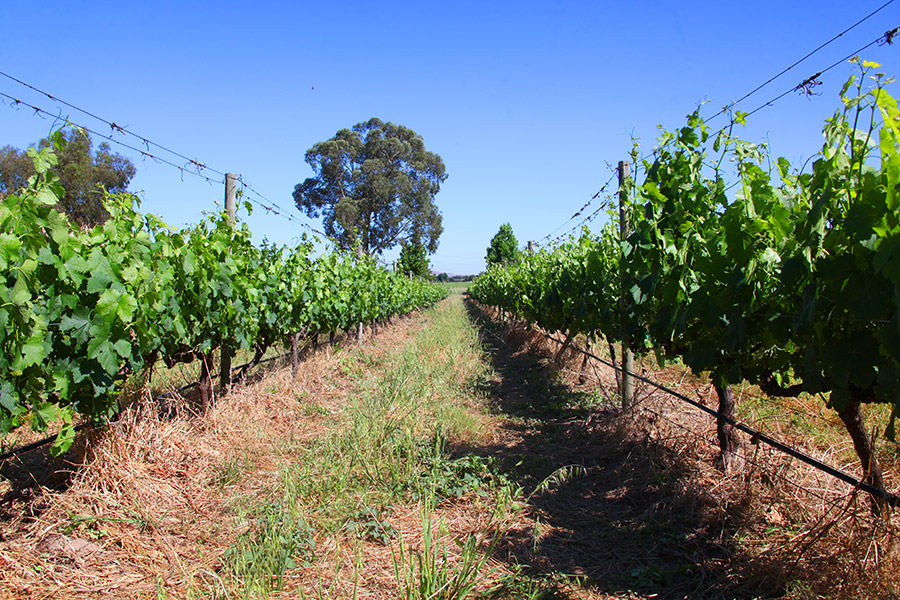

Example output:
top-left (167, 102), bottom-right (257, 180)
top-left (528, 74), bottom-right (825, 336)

top-left (544, 201), bottom-right (613, 247)
top-left (535, 167), bottom-right (618, 247)
top-left (704, 0), bottom-right (897, 124)
top-left (0, 90), bottom-right (224, 185)
top-left (0, 69), bottom-right (227, 180)
top-left (235, 178), bottom-right (324, 235)
top-left (740, 25), bottom-right (898, 122)
top-left (0, 85), bottom-right (336, 241)
top-left (537, 21), bottom-right (899, 248)
top-left (3, 21), bottom-right (897, 254)
top-left (636, 25), bottom-right (899, 170)
top-left (0, 75), bottom-right (404, 256)
top-left (540, 171), bottom-right (625, 247)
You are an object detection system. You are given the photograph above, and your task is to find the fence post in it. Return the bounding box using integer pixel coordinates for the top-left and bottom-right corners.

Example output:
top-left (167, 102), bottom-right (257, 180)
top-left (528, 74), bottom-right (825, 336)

top-left (224, 173), bottom-right (237, 222)
top-left (220, 173), bottom-right (238, 394)
top-left (618, 161), bottom-right (635, 409)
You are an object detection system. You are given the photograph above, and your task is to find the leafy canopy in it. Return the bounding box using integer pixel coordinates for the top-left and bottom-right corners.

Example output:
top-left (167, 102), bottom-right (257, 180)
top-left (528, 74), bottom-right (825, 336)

top-left (396, 238), bottom-right (431, 279)
top-left (485, 223), bottom-right (519, 266)
top-left (0, 128), bottom-right (135, 227)
top-left (293, 118), bottom-right (446, 255)
top-left (0, 132), bottom-right (448, 453)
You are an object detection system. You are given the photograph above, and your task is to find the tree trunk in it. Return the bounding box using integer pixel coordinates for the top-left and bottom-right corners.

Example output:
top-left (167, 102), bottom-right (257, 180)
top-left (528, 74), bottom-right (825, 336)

top-left (198, 352), bottom-right (213, 414)
top-left (291, 333), bottom-right (300, 378)
top-left (578, 335), bottom-right (594, 385)
top-left (714, 383), bottom-right (741, 472)
top-left (607, 336), bottom-right (622, 392)
top-left (837, 399), bottom-right (887, 515)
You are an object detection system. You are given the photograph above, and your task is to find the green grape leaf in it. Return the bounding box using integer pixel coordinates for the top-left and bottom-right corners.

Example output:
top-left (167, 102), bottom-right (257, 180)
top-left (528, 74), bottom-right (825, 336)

top-left (96, 288), bottom-right (137, 323)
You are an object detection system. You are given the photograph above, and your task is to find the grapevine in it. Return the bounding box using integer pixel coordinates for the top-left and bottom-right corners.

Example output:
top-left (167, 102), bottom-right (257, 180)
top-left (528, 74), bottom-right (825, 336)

top-left (472, 60), bottom-right (900, 508)
top-left (0, 141), bottom-right (446, 452)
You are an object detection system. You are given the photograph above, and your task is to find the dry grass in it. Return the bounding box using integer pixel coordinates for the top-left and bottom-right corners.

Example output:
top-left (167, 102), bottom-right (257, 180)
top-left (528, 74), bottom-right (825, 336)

top-left (0, 301), bottom-right (509, 600)
top-left (6, 296), bottom-right (899, 600)
top-left (0, 319), bottom-right (419, 599)
top-left (470, 302), bottom-right (900, 599)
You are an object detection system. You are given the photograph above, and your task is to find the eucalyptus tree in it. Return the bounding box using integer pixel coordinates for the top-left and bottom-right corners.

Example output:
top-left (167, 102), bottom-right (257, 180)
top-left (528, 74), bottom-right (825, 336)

top-left (293, 118), bottom-right (446, 255)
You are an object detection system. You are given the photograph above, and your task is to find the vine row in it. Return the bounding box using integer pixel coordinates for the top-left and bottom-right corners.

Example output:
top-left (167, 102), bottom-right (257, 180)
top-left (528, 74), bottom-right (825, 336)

top-left (0, 138), bottom-right (446, 452)
top-left (471, 60), bottom-right (900, 511)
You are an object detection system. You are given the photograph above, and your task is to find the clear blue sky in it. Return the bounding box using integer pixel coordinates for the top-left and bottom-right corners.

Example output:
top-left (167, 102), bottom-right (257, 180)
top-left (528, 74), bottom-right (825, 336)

top-left (1, 0), bottom-right (897, 274)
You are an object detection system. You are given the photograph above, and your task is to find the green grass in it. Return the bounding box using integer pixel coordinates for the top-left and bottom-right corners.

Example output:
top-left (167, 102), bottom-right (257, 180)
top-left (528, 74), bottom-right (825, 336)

top-left (221, 296), bottom-right (509, 598)
top-left (392, 495), bottom-right (499, 600)
top-left (439, 281), bottom-right (471, 295)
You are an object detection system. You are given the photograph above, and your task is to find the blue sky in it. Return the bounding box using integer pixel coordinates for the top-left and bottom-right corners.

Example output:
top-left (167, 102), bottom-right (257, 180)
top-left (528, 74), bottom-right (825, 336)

top-left (1, 0), bottom-right (897, 274)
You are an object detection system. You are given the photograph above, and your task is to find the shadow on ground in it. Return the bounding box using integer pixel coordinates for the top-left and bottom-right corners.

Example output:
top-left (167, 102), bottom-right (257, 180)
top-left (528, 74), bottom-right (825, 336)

top-left (462, 298), bottom-right (794, 600)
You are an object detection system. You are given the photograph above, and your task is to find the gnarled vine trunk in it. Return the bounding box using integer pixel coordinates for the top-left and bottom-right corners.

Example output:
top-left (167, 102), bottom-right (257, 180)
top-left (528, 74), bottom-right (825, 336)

top-left (713, 384), bottom-right (740, 472)
top-left (837, 399), bottom-right (887, 515)
top-left (607, 336), bottom-right (622, 392)
top-left (291, 333), bottom-right (301, 377)
top-left (578, 335), bottom-right (594, 385)
top-left (198, 352), bottom-right (213, 414)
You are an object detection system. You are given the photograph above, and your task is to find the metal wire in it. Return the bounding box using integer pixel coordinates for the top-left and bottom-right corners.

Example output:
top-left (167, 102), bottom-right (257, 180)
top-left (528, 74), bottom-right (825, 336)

top-left (705, 0), bottom-right (897, 123)
top-left (540, 331), bottom-right (900, 507)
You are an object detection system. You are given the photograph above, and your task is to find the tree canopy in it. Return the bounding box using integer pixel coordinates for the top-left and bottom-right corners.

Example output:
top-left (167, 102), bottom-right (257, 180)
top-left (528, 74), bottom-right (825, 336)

top-left (0, 128), bottom-right (136, 226)
top-left (486, 223), bottom-right (519, 266)
top-left (396, 238), bottom-right (431, 279)
top-left (293, 118), bottom-right (446, 255)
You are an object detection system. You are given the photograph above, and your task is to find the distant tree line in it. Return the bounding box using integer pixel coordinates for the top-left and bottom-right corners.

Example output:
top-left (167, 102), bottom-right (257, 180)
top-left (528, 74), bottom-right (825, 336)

top-left (0, 128), bottom-right (136, 227)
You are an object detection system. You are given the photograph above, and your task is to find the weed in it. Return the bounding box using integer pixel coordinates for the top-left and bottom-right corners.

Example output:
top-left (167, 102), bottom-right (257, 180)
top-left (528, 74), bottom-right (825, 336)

top-left (294, 392), bottom-right (329, 417)
top-left (215, 452), bottom-right (250, 490)
top-left (343, 503), bottom-right (398, 545)
top-left (225, 502), bottom-right (316, 596)
top-left (62, 511), bottom-right (149, 536)
top-left (392, 498), bottom-right (497, 600)
top-left (484, 564), bottom-right (568, 600)
top-left (417, 447), bottom-right (503, 500)
top-left (628, 563), bottom-right (695, 593)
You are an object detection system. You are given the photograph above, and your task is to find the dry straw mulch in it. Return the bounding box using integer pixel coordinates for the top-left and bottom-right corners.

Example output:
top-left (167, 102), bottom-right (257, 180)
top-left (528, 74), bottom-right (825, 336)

top-left (473, 303), bottom-right (900, 600)
top-left (5, 299), bottom-right (900, 600)
top-left (0, 320), bottom-right (413, 600)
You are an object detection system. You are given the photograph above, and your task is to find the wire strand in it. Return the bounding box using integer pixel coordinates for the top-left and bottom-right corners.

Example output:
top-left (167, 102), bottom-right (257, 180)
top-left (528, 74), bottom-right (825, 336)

top-left (539, 331), bottom-right (900, 507)
top-left (705, 0), bottom-right (897, 123)
top-left (537, 169), bottom-right (618, 245)
top-left (0, 90), bottom-right (223, 185)
top-left (0, 89), bottom-right (332, 236)
top-left (0, 69), bottom-right (226, 179)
